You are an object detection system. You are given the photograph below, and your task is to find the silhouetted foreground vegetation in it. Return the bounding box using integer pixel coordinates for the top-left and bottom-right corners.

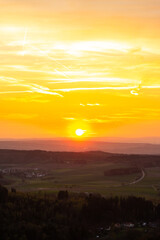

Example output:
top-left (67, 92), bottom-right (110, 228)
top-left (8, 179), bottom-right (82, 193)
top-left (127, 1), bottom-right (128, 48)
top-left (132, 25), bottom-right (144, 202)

top-left (0, 185), bottom-right (160, 240)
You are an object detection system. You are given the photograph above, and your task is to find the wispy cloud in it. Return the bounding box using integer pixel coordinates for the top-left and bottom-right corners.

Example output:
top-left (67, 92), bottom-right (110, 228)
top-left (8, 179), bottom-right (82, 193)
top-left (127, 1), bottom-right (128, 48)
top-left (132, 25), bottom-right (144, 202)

top-left (53, 86), bottom-right (138, 92)
top-left (142, 85), bottom-right (160, 89)
top-left (0, 76), bottom-right (19, 83)
top-left (80, 103), bottom-right (100, 107)
top-left (83, 118), bottom-right (111, 123)
top-left (63, 117), bottom-right (76, 121)
top-left (48, 77), bottom-right (137, 84)
top-left (0, 90), bottom-right (32, 94)
top-left (0, 78), bottom-right (64, 97)
top-left (30, 84), bottom-right (63, 97)
top-left (0, 96), bottom-right (50, 103)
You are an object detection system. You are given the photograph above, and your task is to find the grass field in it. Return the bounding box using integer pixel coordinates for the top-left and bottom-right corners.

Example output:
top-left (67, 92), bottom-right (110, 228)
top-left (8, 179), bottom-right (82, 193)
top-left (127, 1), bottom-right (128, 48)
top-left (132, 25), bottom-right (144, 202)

top-left (1, 160), bottom-right (160, 202)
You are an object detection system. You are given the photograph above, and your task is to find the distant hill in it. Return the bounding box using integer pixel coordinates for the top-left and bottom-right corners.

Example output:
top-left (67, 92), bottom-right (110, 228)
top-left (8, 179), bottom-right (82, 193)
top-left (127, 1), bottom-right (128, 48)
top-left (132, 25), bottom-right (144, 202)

top-left (0, 140), bottom-right (160, 155)
top-left (0, 149), bottom-right (160, 168)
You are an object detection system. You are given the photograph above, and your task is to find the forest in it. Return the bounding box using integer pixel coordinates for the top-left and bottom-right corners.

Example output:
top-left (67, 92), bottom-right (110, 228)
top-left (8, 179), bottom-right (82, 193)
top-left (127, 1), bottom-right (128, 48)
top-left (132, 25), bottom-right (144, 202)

top-left (104, 167), bottom-right (140, 176)
top-left (0, 185), bottom-right (160, 240)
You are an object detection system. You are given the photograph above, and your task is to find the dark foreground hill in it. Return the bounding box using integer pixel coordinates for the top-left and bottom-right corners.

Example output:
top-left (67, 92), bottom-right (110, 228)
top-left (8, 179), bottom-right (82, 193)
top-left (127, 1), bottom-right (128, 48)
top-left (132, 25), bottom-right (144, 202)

top-left (0, 185), bottom-right (160, 240)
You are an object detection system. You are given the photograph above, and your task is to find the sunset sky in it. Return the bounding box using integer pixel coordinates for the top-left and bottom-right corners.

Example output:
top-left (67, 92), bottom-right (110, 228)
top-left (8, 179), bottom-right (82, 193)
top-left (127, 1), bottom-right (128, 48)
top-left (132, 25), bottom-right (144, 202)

top-left (0, 0), bottom-right (160, 141)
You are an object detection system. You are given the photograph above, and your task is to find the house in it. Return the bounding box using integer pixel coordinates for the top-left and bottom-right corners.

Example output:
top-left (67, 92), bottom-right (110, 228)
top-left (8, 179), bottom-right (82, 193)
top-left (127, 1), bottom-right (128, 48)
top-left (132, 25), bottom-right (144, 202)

top-left (114, 223), bottom-right (121, 228)
top-left (123, 223), bottom-right (134, 228)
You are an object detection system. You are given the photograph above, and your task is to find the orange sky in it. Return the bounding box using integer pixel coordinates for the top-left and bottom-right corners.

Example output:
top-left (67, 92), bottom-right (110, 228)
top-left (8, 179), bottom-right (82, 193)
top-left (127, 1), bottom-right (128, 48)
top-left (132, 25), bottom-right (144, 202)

top-left (0, 0), bottom-right (160, 141)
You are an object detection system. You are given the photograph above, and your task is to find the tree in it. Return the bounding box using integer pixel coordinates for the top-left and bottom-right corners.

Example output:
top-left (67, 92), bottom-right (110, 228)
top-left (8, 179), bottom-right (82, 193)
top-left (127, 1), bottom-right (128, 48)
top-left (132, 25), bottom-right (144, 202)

top-left (0, 185), bottom-right (8, 203)
top-left (58, 191), bottom-right (69, 200)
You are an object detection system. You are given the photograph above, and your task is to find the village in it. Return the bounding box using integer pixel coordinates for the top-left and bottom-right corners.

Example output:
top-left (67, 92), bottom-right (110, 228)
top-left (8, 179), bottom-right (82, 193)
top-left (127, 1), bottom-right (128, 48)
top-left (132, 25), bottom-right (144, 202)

top-left (0, 167), bottom-right (48, 179)
top-left (94, 221), bottom-right (160, 239)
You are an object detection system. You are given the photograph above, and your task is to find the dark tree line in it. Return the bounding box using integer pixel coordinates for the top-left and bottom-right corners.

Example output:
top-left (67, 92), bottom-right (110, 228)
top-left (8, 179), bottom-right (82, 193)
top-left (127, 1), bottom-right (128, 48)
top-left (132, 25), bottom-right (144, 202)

top-left (0, 185), bottom-right (160, 240)
top-left (104, 167), bottom-right (140, 176)
top-left (0, 149), bottom-right (160, 167)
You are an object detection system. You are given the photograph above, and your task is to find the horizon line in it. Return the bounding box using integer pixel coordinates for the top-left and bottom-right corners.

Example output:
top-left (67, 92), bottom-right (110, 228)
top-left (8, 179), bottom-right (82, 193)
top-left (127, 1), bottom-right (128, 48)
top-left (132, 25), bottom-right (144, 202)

top-left (0, 137), bottom-right (160, 145)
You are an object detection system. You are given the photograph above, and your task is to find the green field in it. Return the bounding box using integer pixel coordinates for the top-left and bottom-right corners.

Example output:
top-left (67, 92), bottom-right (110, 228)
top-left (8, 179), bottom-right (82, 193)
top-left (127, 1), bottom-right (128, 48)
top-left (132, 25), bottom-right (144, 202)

top-left (1, 160), bottom-right (160, 202)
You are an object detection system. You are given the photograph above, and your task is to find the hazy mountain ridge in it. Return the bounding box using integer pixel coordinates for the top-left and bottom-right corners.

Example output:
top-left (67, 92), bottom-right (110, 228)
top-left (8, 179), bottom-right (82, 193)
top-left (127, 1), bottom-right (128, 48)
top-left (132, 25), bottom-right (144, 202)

top-left (0, 140), bottom-right (160, 155)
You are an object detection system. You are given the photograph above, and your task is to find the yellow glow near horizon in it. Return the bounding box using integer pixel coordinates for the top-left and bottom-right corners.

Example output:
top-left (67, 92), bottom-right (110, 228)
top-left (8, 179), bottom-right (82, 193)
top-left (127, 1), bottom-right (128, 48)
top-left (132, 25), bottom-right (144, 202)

top-left (0, 0), bottom-right (160, 141)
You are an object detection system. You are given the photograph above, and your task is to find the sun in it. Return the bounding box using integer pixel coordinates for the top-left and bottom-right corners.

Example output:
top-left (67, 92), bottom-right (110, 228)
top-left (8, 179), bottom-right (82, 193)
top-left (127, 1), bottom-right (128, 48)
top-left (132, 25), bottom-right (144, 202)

top-left (68, 122), bottom-right (89, 138)
top-left (75, 129), bottom-right (85, 136)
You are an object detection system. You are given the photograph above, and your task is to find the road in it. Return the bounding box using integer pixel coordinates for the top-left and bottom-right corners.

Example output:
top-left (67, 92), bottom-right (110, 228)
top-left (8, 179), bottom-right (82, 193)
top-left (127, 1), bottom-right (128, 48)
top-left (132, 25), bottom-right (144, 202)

top-left (128, 169), bottom-right (145, 185)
